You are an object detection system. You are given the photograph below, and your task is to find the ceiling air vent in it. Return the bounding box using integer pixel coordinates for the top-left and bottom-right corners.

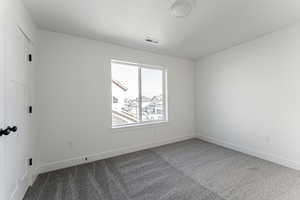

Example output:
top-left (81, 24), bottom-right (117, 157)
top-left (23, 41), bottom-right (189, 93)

top-left (145, 37), bottom-right (159, 44)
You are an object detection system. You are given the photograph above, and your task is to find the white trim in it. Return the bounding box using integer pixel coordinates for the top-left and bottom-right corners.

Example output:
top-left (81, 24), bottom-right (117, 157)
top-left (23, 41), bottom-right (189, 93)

top-left (111, 60), bottom-right (168, 128)
top-left (162, 70), bottom-right (168, 121)
top-left (37, 135), bottom-right (195, 174)
top-left (9, 171), bottom-right (31, 200)
top-left (30, 173), bottom-right (38, 186)
top-left (138, 66), bottom-right (142, 121)
top-left (196, 134), bottom-right (300, 171)
top-left (112, 120), bottom-right (168, 131)
top-left (111, 59), bottom-right (165, 70)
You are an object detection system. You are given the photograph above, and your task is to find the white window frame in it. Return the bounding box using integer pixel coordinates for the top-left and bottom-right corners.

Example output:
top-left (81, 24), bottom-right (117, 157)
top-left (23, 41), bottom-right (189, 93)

top-left (111, 59), bottom-right (168, 129)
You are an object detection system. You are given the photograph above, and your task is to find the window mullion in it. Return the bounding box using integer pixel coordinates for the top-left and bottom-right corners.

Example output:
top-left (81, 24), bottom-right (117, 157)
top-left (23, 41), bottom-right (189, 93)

top-left (162, 70), bottom-right (166, 121)
top-left (138, 67), bottom-right (142, 122)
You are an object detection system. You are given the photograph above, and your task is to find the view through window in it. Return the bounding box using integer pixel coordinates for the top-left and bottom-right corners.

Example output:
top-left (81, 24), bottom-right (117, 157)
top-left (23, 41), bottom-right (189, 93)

top-left (111, 61), bottom-right (166, 127)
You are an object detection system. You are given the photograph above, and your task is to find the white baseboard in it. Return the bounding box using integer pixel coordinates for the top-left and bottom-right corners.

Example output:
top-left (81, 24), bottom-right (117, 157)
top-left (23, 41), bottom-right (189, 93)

top-left (30, 171), bottom-right (38, 186)
top-left (9, 164), bottom-right (39, 200)
top-left (10, 172), bottom-right (31, 200)
top-left (37, 135), bottom-right (195, 174)
top-left (197, 134), bottom-right (300, 171)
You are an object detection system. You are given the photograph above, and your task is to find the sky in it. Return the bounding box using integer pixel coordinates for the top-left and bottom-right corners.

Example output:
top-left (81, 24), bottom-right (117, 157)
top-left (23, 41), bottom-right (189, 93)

top-left (111, 62), bottom-right (163, 98)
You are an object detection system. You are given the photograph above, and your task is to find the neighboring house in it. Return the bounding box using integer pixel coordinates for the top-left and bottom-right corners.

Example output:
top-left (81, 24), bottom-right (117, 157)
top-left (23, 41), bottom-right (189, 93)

top-left (151, 94), bottom-right (162, 104)
top-left (112, 79), bottom-right (138, 125)
top-left (112, 79), bottom-right (127, 111)
top-left (142, 95), bottom-right (163, 120)
top-left (112, 79), bottom-right (163, 124)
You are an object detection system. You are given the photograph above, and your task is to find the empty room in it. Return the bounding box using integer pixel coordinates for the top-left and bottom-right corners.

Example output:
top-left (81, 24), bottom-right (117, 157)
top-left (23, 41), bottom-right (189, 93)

top-left (1, 0), bottom-right (300, 199)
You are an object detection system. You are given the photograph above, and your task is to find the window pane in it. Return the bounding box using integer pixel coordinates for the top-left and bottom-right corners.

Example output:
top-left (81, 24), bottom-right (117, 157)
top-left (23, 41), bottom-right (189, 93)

top-left (141, 68), bottom-right (164, 122)
top-left (112, 62), bottom-right (139, 126)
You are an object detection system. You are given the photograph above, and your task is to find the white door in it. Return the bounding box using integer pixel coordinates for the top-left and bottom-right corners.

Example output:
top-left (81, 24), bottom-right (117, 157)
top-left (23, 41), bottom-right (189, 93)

top-left (2, 24), bottom-right (31, 200)
top-left (0, 20), bottom-right (6, 200)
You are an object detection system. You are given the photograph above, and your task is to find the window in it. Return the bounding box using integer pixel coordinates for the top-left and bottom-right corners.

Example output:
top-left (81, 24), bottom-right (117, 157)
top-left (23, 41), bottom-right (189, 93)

top-left (111, 60), bottom-right (167, 128)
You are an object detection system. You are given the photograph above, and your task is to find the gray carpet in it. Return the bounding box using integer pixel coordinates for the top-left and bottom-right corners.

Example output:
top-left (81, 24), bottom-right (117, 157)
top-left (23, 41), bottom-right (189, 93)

top-left (24, 139), bottom-right (300, 200)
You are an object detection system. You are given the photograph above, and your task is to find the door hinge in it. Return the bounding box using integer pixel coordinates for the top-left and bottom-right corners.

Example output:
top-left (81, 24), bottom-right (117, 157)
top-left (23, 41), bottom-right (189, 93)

top-left (28, 54), bottom-right (32, 62)
top-left (28, 106), bottom-right (33, 114)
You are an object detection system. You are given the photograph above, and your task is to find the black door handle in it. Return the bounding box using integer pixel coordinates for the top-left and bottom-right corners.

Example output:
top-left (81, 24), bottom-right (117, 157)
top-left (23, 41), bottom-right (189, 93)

top-left (0, 128), bottom-right (11, 136)
top-left (8, 126), bottom-right (17, 132)
top-left (0, 126), bottom-right (17, 137)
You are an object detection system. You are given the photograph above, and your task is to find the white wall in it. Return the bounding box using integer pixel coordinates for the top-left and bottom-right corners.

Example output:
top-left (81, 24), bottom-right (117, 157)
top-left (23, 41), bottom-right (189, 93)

top-left (2, 0), bottom-right (36, 40)
top-left (36, 30), bottom-right (195, 173)
top-left (196, 23), bottom-right (300, 170)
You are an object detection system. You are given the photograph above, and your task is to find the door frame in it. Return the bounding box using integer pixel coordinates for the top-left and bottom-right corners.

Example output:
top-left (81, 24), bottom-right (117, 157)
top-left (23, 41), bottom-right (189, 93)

top-left (2, 21), bottom-right (34, 200)
top-left (0, 20), bottom-right (6, 200)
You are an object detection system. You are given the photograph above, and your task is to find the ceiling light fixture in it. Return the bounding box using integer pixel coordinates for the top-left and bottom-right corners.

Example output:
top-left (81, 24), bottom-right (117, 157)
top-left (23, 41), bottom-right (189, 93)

top-left (171, 0), bottom-right (196, 18)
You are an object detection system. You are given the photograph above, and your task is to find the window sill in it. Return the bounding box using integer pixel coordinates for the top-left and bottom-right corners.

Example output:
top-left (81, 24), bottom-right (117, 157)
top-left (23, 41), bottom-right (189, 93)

top-left (111, 121), bottom-right (168, 132)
